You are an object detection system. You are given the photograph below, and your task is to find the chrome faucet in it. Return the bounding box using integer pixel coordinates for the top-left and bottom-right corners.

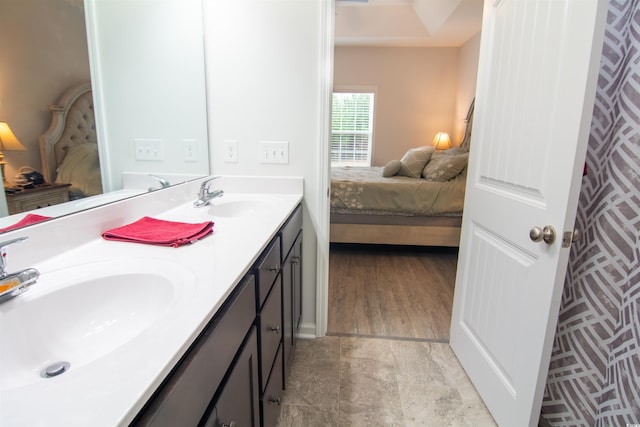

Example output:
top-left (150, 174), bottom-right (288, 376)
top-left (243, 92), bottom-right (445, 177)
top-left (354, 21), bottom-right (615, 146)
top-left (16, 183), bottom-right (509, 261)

top-left (0, 237), bottom-right (40, 304)
top-left (194, 176), bottom-right (224, 207)
top-left (148, 174), bottom-right (171, 192)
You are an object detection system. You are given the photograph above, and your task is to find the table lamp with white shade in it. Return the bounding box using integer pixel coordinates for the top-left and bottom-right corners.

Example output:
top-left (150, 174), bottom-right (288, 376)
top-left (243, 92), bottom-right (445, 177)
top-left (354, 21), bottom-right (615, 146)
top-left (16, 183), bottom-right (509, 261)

top-left (432, 132), bottom-right (452, 150)
top-left (0, 122), bottom-right (27, 185)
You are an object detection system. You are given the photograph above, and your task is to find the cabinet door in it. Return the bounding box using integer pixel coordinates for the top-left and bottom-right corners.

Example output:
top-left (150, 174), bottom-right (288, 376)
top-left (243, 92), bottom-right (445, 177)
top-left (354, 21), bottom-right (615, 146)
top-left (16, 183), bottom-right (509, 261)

top-left (202, 327), bottom-right (260, 427)
top-left (282, 250), bottom-right (294, 386)
top-left (291, 236), bottom-right (302, 336)
top-left (282, 234), bottom-right (302, 388)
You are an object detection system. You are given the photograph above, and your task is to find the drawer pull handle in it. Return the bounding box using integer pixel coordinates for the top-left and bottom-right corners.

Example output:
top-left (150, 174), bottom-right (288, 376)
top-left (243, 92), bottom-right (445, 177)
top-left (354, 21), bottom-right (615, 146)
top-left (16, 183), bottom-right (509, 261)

top-left (221, 422), bottom-right (236, 427)
top-left (268, 325), bottom-right (280, 333)
top-left (291, 256), bottom-right (300, 264)
top-left (268, 397), bottom-right (281, 406)
top-left (268, 265), bottom-right (280, 272)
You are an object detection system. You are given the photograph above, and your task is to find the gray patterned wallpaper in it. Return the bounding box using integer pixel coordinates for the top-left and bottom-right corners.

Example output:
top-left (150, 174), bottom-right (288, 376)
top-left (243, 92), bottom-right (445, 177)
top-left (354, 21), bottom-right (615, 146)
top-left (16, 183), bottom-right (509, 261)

top-left (541, 0), bottom-right (640, 425)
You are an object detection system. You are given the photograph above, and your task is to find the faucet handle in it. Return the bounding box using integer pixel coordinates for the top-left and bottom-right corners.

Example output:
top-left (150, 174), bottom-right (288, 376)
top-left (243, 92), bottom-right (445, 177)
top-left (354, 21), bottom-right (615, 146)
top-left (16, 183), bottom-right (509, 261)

top-left (148, 174), bottom-right (171, 191)
top-left (199, 176), bottom-right (221, 194)
top-left (0, 236), bottom-right (28, 277)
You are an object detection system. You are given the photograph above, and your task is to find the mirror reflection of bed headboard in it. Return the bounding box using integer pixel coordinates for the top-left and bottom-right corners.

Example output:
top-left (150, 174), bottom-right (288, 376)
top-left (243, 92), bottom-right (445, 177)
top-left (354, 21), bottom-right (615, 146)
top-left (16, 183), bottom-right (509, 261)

top-left (38, 82), bottom-right (97, 184)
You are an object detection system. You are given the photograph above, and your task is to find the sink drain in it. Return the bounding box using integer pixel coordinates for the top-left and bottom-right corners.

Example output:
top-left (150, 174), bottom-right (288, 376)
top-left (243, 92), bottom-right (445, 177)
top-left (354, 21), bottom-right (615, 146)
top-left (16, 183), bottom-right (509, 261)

top-left (41, 361), bottom-right (70, 378)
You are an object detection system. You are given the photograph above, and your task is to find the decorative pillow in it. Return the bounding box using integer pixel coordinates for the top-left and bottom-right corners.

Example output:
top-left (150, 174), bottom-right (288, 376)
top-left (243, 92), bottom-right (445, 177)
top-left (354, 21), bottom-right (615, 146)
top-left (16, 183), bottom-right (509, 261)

top-left (382, 159), bottom-right (402, 177)
top-left (55, 143), bottom-right (103, 198)
top-left (397, 146), bottom-right (434, 178)
top-left (441, 147), bottom-right (467, 155)
top-left (422, 152), bottom-right (469, 181)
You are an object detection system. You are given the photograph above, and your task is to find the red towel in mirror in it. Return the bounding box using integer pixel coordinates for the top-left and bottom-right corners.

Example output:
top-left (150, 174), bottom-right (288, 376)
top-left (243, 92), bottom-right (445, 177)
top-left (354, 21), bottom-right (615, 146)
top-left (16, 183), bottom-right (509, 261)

top-left (0, 214), bottom-right (52, 233)
top-left (102, 216), bottom-right (214, 247)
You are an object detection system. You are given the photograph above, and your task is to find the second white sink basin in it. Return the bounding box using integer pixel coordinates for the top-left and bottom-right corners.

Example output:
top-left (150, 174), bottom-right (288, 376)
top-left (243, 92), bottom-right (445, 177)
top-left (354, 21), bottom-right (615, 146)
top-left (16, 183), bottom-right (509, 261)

top-left (0, 258), bottom-right (196, 391)
top-left (207, 195), bottom-right (278, 218)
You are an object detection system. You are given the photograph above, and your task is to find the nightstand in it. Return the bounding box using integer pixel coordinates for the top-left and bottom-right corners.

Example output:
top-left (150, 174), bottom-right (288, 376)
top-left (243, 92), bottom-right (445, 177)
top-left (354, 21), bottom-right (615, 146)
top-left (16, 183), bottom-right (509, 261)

top-left (6, 183), bottom-right (71, 215)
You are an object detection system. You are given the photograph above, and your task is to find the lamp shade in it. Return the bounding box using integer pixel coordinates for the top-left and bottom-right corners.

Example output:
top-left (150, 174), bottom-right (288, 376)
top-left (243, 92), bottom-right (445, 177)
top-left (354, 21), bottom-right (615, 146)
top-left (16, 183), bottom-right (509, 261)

top-left (432, 132), bottom-right (452, 150)
top-left (0, 122), bottom-right (27, 152)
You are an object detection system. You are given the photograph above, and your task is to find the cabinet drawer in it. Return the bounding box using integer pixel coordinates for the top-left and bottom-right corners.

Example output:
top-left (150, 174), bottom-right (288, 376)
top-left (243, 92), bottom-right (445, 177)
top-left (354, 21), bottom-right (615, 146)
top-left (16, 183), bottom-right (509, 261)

top-left (280, 204), bottom-right (302, 262)
top-left (261, 344), bottom-right (284, 427)
top-left (259, 279), bottom-right (282, 392)
top-left (133, 275), bottom-right (256, 427)
top-left (256, 236), bottom-right (281, 308)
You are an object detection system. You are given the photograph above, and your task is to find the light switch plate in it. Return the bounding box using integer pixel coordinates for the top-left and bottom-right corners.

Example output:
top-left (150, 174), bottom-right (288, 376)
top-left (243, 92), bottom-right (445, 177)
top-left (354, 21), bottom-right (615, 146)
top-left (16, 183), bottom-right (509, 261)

top-left (259, 141), bottom-right (288, 164)
top-left (134, 139), bottom-right (163, 161)
top-left (224, 139), bottom-right (238, 163)
top-left (183, 139), bottom-right (197, 162)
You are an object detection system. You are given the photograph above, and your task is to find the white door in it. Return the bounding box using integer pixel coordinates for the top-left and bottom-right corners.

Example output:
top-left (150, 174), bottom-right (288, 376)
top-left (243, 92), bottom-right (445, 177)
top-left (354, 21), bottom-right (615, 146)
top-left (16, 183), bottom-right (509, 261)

top-left (450, 1), bottom-right (608, 426)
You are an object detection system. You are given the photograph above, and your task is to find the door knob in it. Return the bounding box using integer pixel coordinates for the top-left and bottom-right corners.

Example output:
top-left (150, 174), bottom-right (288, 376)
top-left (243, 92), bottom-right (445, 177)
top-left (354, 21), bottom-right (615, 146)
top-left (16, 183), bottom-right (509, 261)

top-left (530, 225), bottom-right (556, 244)
top-left (529, 227), bottom-right (543, 242)
top-left (542, 225), bottom-right (556, 244)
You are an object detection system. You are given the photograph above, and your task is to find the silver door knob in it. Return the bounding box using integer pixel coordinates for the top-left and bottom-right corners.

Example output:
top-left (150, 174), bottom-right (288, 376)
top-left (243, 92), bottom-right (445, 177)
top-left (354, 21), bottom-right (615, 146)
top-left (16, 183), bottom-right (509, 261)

top-left (530, 225), bottom-right (556, 244)
top-left (542, 225), bottom-right (556, 244)
top-left (530, 227), bottom-right (543, 242)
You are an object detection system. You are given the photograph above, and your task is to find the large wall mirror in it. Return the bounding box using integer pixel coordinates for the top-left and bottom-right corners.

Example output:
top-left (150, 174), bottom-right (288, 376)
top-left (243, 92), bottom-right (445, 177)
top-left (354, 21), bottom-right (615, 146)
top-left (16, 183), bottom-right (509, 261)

top-left (0, 0), bottom-right (210, 232)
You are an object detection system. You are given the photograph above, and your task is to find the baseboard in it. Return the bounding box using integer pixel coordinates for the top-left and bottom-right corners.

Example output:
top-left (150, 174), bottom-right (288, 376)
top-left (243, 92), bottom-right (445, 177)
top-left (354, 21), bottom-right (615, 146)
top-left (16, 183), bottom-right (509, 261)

top-left (296, 322), bottom-right (317, 339)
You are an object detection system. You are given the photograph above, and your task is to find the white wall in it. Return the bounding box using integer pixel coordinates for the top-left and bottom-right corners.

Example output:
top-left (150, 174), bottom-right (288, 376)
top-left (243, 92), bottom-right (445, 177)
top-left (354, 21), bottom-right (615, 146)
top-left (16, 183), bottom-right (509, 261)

top-left (88, 0), bottom-right (209, 191)
top-left (204, 0), bottom-right (331, 336)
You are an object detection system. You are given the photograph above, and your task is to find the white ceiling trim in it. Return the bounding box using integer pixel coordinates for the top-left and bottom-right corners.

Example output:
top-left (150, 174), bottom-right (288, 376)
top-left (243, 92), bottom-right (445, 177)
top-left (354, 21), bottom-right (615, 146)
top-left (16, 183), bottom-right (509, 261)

top-left (335, 0), bottom-right (483, 47)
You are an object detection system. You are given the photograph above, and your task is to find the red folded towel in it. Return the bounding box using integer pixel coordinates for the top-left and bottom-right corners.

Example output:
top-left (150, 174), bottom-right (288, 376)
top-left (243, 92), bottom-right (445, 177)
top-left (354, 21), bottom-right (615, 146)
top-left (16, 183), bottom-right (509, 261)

top-left (102, 216), bottom-right (214, 247)
top-left (0, 214), bottom-right (52, 232)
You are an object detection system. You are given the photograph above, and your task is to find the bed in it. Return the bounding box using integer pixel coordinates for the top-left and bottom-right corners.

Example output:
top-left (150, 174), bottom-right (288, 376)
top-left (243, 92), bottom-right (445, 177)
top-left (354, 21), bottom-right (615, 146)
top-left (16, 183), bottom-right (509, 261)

top-left (38, 82), bottom-right (103, 200)
top-left (330, 100), bottom-right (474, 247)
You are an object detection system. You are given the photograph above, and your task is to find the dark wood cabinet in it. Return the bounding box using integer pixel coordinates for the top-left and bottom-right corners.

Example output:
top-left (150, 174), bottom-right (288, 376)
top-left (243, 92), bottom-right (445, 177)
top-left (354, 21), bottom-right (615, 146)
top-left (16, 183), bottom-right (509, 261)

top-left (133, 203), bottom-right (303, 427)
top-left (201, 327), bottom-right (260, 427)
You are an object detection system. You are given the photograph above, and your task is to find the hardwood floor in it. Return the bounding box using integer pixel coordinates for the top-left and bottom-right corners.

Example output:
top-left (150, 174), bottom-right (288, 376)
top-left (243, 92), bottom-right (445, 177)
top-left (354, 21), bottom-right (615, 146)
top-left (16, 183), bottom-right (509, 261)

top-left (328, 243), bottom-right (459, 341)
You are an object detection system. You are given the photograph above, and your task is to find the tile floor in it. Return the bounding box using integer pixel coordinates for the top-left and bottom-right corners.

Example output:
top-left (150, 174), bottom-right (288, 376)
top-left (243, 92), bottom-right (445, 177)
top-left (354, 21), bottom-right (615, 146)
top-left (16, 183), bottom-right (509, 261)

top-left (277, 335), bottom-right (497, 427)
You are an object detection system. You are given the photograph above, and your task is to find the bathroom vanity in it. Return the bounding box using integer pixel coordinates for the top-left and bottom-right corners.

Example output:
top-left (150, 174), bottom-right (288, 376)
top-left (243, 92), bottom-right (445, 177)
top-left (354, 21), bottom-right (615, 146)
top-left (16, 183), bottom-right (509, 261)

top-left (0, 176), bottom-right (303, 427)
top-left (133, 205), bottom-right (303, 426)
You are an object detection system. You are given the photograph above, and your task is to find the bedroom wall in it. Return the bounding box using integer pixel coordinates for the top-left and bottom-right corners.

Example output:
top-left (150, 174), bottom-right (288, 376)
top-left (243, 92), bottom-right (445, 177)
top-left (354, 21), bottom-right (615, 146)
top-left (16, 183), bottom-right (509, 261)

top-left (0, 0), bottom-right (90, 182)
top-left (333, 46), bottom-right (459, 166)
top-left (333, 43), bottom-right (482, 166)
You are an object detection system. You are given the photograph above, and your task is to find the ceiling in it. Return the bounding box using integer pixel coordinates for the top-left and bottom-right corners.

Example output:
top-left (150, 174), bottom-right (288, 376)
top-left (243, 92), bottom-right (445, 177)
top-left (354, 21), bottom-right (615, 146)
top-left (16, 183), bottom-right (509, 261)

top-left (335, 0), bottom-right (484, 47)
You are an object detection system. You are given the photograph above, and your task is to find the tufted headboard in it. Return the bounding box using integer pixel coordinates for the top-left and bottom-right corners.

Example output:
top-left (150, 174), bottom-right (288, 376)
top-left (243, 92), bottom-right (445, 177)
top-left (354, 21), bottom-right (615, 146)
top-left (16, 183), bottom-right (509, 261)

top-left (38, 82), bottom-right (103, 198)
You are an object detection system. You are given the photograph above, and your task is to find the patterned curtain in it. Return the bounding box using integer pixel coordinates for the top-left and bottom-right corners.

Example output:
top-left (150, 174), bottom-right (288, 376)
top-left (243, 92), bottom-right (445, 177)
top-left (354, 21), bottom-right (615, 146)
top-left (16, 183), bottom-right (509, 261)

top-left (541, 0), bottom-right (640, 425)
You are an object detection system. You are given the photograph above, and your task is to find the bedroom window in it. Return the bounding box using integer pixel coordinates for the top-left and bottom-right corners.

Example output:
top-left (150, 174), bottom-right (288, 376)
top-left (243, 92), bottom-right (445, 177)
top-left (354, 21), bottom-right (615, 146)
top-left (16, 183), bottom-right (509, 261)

top-left (331, 92), bottom-right (374, 167)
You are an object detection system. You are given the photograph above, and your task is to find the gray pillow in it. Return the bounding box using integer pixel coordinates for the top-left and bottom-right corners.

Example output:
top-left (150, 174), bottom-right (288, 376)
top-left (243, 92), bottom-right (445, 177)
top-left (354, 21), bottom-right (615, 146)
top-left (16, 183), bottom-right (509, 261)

top-left (397, 147), bottom-right (434, 178)
top-left (382, 160), bottom-right (402, 177)
top-left (422, 152), bottom-right (469, 181)
top-left (441, 147), bottom-right (467, 155)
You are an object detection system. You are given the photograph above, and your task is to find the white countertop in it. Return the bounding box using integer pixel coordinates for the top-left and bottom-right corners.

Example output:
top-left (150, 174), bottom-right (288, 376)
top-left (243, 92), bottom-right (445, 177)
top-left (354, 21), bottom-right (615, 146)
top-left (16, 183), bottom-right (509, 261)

top-left (0, 176), bottom-right (303, 426)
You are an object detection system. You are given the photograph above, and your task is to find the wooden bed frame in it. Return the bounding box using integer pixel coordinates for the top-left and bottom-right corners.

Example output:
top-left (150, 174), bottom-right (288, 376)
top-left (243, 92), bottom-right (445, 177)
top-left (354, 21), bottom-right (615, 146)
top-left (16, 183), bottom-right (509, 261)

top-left (330, 213), bottom-right (462, 247)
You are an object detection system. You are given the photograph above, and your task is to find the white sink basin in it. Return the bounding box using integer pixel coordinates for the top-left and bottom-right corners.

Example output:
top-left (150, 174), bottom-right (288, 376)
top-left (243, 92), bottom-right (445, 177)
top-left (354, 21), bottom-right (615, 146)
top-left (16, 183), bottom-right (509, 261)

top-left (0, 258), bottom-right (196, 391)
top-left (207, 197), bottom-right (277, 218)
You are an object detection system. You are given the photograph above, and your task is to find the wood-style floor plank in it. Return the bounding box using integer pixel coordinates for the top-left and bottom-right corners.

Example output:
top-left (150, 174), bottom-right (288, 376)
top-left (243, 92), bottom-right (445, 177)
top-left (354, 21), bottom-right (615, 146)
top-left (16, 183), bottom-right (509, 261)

top-left (328, 244), bottom-right (458, 340)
